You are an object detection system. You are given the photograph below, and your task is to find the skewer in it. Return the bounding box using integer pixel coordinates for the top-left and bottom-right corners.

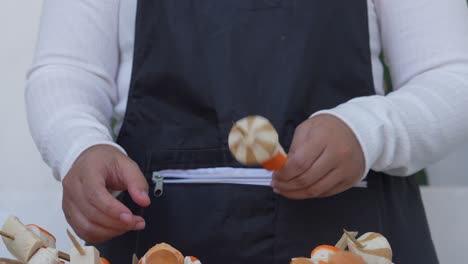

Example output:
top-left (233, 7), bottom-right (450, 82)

top-left (58, 251), bottom-right (71, 262)
top-left (335, 230), bottom-right (357, 250)
top-left (0, 258), bottom-right (24, 264)
top-left (132, 254), bottom-right (138, 264)
top-left (67, 229), bottom-right (85, 256)
top-left (229, 116), bottom-right (288, 170)
top-left (3, 217), bottom-right (70, 263)
top-left (343, 229), bottom-right (365, 249)
top-left (0, 230), bottom-right (15, 240)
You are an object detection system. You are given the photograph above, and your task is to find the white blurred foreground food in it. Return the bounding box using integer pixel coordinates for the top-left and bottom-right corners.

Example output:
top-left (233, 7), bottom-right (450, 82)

top-left (184, 256), bottom-right (201, 264)
top-left (27, 224), bottom-right (56, 249)
top-left (1, 216), bottom-right (43, 262)
top-left (290, 231), bottom-right (394, 264)
top-left (347, 232), bottom-right (393, 264)
top-left (70, 246), bottom-right (102, 264)
top-left (28, 247), bottom-right (61, 264)
top-left (229, 115), bottom-right (287, 170)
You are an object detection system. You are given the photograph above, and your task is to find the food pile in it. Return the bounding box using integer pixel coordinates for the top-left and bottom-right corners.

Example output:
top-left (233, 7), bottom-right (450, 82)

top-left (0, 216), bottom-right (200, 264)
top-left (2, 117), bottom-right (395, 264)
top-left (290, 230), bottom-right (394, 264)
top-left (0, 215), bottom-right (110, 264)
top-left (1, 216), bottom-right (393, 264)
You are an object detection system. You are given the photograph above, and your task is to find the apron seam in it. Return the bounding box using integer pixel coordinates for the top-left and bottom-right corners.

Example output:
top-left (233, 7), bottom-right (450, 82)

top-left (272, 194), bottom-right (279, 263)
top-left (374, 173), bottom-right (386, 234)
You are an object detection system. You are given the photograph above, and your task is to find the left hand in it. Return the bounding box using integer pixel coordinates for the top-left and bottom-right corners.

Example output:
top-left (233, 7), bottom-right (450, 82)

top-left (271, 114), bottom-right (365, 199)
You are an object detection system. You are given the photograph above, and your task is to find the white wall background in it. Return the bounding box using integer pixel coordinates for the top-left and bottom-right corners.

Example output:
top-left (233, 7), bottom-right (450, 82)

top-left (0, 0), bottom-right (74, 259)
top-left (428, 146), bottom-right (468, 186)
top-left (0, 0), bottom-right (467, 262)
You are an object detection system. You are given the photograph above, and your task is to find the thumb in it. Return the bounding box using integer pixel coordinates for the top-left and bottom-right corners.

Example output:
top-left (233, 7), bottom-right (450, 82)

top-left (274, 120), bottom-right (314, 181)
top-left (288, 121), bottom-right (312, 156)
top-left (119, 157), bottom-right (151, 207)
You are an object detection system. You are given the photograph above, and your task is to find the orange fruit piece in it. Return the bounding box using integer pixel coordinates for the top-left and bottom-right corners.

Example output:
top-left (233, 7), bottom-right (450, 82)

top-left (310, 245), bottom-right (341, 257)
top-left (310, 245), bottom-right (341, 264)
top-left (141, 243), bottom-right (184, 264)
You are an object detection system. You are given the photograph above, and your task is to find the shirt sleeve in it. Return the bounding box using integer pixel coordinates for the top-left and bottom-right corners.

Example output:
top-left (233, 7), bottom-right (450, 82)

top-left (314, 0), bottom-right (468, 176)
top-left (25, 0), bottom-right (125, 180)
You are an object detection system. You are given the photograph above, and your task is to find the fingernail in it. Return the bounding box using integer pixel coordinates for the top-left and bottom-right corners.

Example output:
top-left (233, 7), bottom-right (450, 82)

top-left (141, 191), bottom-right (150, 200)
top-left (273, 188), bottom-right (280, 194)
top-left (135, 221), bottom-right (146, 230)
top-left (120, 213), bottom-right (132, 223)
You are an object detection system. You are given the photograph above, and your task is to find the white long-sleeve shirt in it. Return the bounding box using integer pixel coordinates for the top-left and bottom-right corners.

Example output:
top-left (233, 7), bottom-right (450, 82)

top-left (26, 0), bottom-right (468, 180)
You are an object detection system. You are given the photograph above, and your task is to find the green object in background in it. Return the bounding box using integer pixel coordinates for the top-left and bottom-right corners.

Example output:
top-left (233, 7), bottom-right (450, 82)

top-left (380, 54), bottom-right (429, 185)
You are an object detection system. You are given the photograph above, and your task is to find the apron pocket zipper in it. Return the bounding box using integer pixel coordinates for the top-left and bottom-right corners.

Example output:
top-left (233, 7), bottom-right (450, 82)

top-left (151, 169), bottom-right (367, 197)
top-left (152, 172), bottom-right (164, 197)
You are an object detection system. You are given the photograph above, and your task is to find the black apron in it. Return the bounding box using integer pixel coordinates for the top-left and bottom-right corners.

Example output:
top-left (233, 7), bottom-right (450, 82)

top-left (95, 1), bottom-right (439, 263)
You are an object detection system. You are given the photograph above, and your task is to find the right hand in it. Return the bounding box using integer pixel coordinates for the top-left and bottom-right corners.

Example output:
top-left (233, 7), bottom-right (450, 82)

top-left (62, 144), bottom-right (151, 243)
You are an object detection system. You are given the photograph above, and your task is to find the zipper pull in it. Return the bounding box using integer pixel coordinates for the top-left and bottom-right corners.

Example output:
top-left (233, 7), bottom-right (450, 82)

top-left (152, 172), bottom-right (164, 197)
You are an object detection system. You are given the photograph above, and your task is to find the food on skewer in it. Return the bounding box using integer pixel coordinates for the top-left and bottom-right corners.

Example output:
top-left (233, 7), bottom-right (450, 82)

top-left (310, 245), bottom-right (341, 264)
top-left (346, 232), bottom-right (393, 264)
top-left (1, 216), bottom-right (43, 262)
top-left (0, 231), bottom-right (15, 241)
top-left (67, 229), bottom-right (109, 264)
top-left (183, 256), bottom-right (201, 264)
top-left (291, 245), bottom-right (341, 264)
top-left (229, 116), bottom-right (287, 171)
top-left (343, 230), bottom-right (366, 249)
top-left (70, 247), bottom-right (101, 264)
top-left (335, 231), bottom-right (358, 250)
top-left (1, 216), bottom-right (70, 263)
top-left (26, 225), bottom-right (56, 249)
top-left (28, 248), bottom-right (61, 264)
top-left (2, 213), bottom-right (392, 264)
top-left (138, 243), bottom-right (184, 264)
top-left (290, 231), bottom-right (394, 264)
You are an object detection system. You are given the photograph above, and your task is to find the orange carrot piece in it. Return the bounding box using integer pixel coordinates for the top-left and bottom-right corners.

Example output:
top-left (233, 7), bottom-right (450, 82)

top-left (261, 151), bottom-right (287, 171)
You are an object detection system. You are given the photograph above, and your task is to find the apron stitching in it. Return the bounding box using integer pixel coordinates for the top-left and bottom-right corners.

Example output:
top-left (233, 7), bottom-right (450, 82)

top-left (374, 173), bottom-right (386, 234)
top-left (114, 0), bottom-right (143, 145)
top-left (271, 193), bottom-right (279, 263)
